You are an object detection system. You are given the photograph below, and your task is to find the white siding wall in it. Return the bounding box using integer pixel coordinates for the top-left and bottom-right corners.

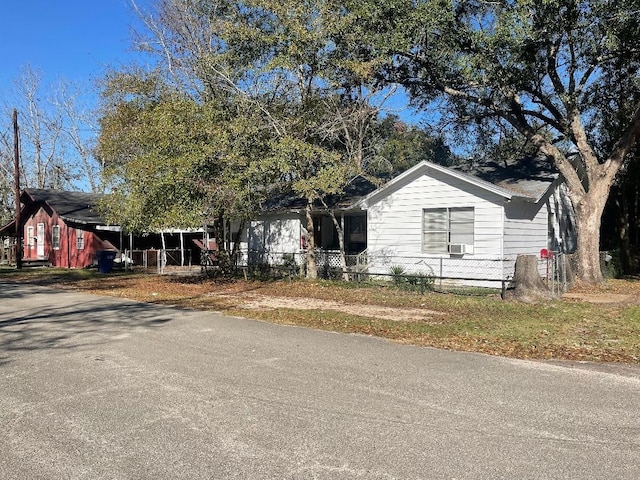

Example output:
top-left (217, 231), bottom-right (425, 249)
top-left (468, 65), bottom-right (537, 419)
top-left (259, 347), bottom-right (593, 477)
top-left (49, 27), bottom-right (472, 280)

top-left (367, 170), bottom-right (506, 258)
top-left (366, 170), bottom-right (506, 282)
top-left (502, 182), bottom-right (576, 281)
top-left (503, 198), bottom-right (550, 279)
top-left (247, 213), bottom-right (302, 263)
top-left (503, 199), bottom-right (549, 257)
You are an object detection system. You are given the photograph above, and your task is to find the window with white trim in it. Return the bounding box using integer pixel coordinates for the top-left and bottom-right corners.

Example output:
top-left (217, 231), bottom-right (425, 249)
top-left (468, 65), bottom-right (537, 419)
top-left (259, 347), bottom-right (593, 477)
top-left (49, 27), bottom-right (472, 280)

top-left (422, 207), bottom-right (474, 254)
top-left (52, 225), bottom-right (60, 250)
top-left (76, 230), bottom-right (85, 250)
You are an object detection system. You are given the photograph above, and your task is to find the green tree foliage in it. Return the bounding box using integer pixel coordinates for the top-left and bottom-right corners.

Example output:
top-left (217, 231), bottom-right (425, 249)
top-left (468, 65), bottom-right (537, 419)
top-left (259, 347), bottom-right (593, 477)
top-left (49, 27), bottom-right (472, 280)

top-left (372, 115), bottom-right (456, 175)
top-left (97, 69), bottom-right (275, 233)
top-left (101, 0), bottom-right (406, 277)
top-left (602, 152), bottom-right (640, 276)
top-left (347, 0), bottom-right (640, 284)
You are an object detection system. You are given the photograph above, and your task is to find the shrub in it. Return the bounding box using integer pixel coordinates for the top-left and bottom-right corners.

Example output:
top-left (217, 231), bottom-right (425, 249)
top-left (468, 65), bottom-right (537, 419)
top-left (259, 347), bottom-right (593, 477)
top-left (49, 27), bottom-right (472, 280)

top-left (405, 271), bottom-right (435, 293)
top-left (389, 265), bottom-right (406, 286)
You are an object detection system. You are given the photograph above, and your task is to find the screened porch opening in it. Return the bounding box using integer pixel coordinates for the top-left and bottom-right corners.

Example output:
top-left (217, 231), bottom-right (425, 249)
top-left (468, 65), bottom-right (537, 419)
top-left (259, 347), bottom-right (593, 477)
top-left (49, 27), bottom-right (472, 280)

top-left (312, 213), bottom-right (367, 254)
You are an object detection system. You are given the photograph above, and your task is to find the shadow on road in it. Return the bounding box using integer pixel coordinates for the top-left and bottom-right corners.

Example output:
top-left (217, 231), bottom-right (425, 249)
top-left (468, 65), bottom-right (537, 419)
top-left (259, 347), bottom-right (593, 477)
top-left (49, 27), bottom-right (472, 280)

top-left (0, 284), bottom-right (175, 364)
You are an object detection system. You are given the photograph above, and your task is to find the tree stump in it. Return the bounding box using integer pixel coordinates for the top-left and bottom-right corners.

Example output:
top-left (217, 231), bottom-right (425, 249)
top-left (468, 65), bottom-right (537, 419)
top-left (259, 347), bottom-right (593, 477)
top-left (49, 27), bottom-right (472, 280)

top-left (507, 254), bottom-right (552, 302)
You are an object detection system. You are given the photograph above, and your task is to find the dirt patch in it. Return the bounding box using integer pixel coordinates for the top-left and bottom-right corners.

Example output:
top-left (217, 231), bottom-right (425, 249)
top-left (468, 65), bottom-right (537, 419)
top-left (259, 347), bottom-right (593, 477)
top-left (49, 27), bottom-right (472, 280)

top-left (562, 278), bottom-right (640, 305)
top-left (562, 293), bottom-right (637, 304)
top-left (208, 292), bottom-right (446, 323)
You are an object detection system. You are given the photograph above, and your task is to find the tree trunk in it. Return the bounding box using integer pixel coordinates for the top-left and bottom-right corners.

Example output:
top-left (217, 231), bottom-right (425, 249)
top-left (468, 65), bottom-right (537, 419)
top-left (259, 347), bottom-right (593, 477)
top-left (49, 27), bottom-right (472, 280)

top-left (230, 219), bottom-right (245, 267)
top-left (328, 211), bottom-right (349, 281)
top-left (573, 189), bottom-right (610, 285)
top-left (507, 254), bottom-right (551, 302)
top-left (211, 213), bottom-right (224, 248)
top-left (305, 199), bottom-right (317, 279)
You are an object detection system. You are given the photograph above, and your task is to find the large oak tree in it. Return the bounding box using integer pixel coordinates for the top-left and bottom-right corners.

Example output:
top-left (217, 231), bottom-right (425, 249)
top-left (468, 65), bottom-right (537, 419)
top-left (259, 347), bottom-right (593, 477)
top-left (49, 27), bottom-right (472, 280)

top-left (348, 0), bottom-right (640, 284)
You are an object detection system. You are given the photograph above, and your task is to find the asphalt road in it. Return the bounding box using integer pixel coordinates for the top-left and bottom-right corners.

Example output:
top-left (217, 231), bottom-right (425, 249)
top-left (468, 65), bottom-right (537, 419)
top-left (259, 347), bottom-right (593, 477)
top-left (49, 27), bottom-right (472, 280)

top-left (1, 281), bottom-right (639, 479)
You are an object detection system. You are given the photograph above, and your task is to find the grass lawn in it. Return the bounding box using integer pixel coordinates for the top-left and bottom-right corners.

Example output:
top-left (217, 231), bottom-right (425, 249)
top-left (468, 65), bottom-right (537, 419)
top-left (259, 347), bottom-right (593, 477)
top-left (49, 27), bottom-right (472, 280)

top-left (2, 267), bottom-right (639, 364)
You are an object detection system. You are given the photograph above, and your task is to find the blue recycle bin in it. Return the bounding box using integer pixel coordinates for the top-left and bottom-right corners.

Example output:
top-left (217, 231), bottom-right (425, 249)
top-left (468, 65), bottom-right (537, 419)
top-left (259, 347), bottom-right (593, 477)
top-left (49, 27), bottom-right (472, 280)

top-left (97, 250), bottom-right (117, 273)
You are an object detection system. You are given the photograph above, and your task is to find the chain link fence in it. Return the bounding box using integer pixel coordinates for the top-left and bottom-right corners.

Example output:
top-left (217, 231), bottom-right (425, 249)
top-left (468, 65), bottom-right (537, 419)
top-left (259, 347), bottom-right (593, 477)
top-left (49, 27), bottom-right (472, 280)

top-left (360, 252), bottom-right (513, 289)
top-left (120, 247), bottom-right (570, 294)
top-left (124, 249), bottom-right (194, 274)
top-left (539, 252), bottom-right (569, 295)
top-left (236, 250), bottom-right (509, 290)
top-left (236, 249), bottom-right (571, 294)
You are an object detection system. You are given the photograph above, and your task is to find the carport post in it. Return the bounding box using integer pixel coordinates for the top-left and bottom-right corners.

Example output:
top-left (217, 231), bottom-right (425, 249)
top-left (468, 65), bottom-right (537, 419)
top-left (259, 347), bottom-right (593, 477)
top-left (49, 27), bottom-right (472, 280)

top-left (180, 231), bottom-right (185, 266)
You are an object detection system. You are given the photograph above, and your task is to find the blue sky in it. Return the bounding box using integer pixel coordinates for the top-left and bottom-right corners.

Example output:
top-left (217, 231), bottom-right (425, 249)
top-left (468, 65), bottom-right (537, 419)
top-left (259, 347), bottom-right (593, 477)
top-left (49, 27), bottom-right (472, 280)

top-left (0, 0), bottom-right (424, 127)
top-left (0, 0), bottom-right (148, 97)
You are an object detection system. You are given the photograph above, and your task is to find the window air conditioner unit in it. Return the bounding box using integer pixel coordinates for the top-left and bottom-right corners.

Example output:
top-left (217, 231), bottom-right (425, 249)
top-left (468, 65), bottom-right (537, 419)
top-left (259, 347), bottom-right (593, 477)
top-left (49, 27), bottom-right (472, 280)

top-left (449, 244), bottom-right (466, 255)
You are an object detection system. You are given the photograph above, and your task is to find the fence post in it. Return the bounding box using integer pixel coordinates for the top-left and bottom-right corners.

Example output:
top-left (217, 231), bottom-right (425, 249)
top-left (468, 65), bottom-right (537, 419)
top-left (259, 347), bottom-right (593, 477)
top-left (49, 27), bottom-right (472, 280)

top-left (439, 257), bottom-right (443, 289)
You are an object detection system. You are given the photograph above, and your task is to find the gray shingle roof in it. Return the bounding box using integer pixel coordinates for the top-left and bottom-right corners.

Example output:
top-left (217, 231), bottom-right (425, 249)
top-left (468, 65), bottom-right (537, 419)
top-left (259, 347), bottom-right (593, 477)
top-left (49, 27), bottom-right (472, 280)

top-left (452, 156), bottom-right (558, 200)
top-left (262, 175), bottom-right (379, 212)
top-left (23, 188), bottom-right (107, 225)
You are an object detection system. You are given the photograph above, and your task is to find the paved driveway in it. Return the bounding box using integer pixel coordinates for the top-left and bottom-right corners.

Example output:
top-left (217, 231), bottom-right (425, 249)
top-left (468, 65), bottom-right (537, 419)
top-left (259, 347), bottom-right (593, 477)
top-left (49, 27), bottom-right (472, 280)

top-left (1, 281), bottom-right (639, 479)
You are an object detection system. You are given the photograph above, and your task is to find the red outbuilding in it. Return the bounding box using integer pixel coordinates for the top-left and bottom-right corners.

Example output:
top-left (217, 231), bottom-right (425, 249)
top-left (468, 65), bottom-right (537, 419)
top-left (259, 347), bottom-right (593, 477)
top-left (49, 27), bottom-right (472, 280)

top-left (3, 189), bottom-right (121, 269)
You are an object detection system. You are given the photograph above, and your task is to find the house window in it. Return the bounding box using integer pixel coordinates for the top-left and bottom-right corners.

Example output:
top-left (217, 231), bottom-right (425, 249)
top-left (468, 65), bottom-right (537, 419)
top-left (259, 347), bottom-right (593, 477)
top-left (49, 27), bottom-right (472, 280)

top-left (76, 230), bottom-right (85, 250)
top-left (52, 226), bottom-right (60, 250)
top-left (27, 226), bottom-right (35, 247)
top-left (422, 207), bottom-right (474, 254)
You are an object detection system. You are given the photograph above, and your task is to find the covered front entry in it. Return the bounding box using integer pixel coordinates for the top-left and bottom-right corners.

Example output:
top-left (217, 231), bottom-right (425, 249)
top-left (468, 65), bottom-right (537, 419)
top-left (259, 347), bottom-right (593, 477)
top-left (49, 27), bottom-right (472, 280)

top-left (312, 213), bottom-right (366, 254)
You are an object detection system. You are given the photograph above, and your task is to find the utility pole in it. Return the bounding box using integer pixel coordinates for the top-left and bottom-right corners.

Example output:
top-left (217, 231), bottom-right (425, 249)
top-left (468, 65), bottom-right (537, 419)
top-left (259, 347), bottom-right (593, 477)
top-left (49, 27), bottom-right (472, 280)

top-left (13, 108), bottom-right (22, 269)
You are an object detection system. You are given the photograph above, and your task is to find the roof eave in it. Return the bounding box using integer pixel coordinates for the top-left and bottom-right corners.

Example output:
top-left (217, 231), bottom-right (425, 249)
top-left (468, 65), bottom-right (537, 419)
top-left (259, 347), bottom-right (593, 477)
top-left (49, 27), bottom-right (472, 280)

top-left (59, 215), bottom-right (103, 226)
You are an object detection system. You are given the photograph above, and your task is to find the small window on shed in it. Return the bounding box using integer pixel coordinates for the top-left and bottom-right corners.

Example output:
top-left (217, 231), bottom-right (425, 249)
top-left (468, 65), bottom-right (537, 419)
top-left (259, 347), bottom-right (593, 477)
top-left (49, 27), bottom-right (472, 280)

top-left (52, 225), bottom-right (60, 250)
top-left (76, 230), bottom-right (85, 250)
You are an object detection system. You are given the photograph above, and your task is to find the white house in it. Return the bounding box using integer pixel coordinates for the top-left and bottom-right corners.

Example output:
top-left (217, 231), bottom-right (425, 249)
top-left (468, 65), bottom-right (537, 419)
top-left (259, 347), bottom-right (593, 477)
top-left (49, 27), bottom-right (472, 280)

top-left (240, 159), bottom-right (576, 286)
top-left (240, 176), bottom-right (375, 268)
top-left (354, 160), bottom-right (575, 286)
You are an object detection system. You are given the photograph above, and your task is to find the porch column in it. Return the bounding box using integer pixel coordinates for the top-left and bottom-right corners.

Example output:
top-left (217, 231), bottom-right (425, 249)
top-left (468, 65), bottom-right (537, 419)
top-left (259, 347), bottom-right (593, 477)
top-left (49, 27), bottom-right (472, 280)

top-left (180, 231), bottom-right (185, 266)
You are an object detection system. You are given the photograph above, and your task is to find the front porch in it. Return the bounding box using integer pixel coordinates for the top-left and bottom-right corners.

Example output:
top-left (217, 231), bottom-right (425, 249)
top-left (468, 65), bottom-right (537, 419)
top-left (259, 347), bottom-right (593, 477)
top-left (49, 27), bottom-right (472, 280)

top-left (311, 213), bottom-right (367, 255)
